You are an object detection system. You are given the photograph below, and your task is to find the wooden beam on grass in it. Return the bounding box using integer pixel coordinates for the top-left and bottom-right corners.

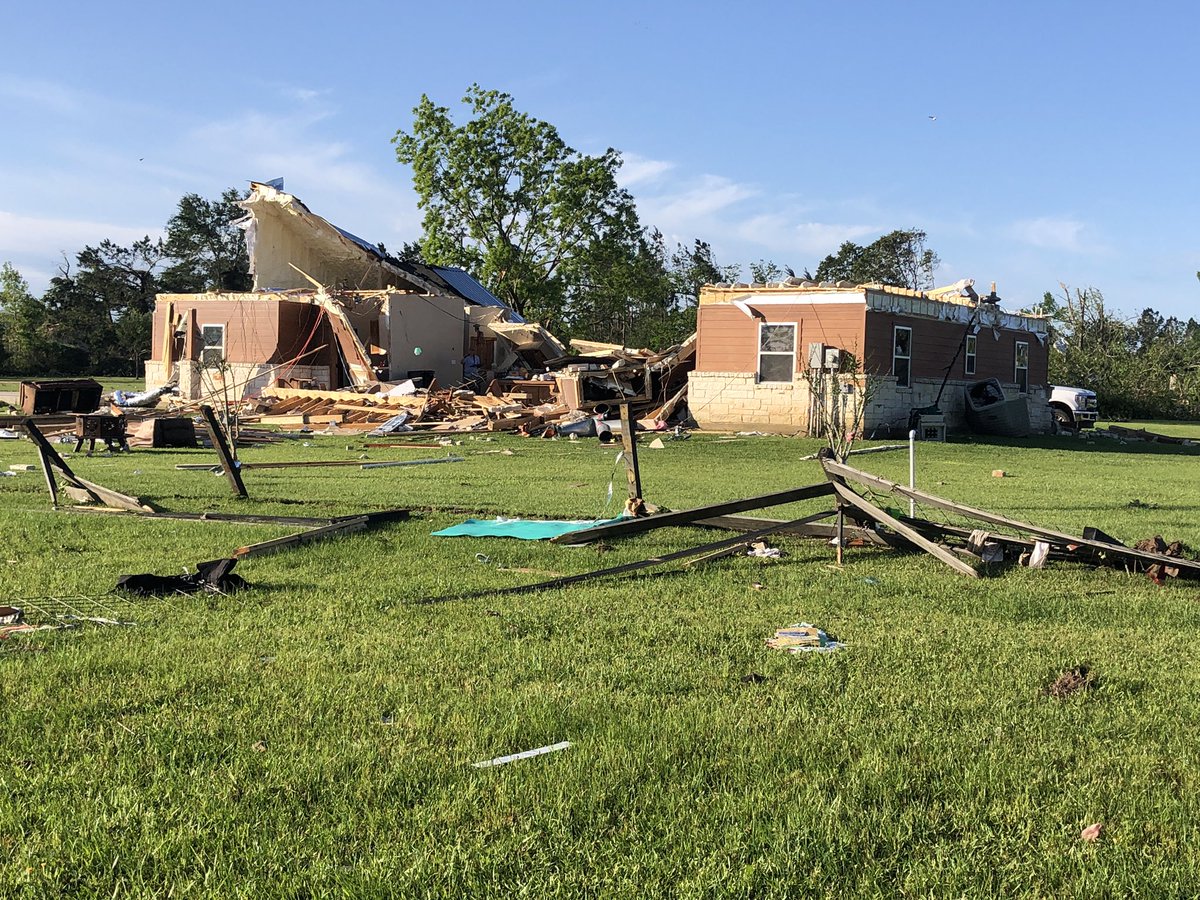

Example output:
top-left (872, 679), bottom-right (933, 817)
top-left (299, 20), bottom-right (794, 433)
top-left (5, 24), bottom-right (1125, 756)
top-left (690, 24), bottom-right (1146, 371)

top-left (199, 404), bottom-right (248, 499)
top-left (829, 481), bottom-right (980, 577)
top-left (549, 482), bottom-right (836, 545)
top-left (24, 419), bottom-right (152, 512)
top-left (233, 516), bottom-right (369, 558)
top-left (822, 459), bottom-right (1200, 579)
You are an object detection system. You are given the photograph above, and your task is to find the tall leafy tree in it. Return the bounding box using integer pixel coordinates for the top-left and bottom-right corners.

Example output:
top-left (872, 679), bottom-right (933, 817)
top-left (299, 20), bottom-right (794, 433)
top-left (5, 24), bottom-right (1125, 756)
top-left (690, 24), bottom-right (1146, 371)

top-left (393, 84), bottom-right (643, 330)
top-left (42, 238), bottom-right (168, 374)
top-left (814, 229), bottom-right (940, 289)
top-left (0, 262), bottom-right (54, 373)
top-left (162, 188), bottom-right (251, 292)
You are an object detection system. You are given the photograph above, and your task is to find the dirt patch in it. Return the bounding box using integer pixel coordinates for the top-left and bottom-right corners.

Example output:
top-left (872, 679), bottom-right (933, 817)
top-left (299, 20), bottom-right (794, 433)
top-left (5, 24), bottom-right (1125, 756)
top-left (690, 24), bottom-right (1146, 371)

top-left (1045, 665), bottom-right (1098, 698)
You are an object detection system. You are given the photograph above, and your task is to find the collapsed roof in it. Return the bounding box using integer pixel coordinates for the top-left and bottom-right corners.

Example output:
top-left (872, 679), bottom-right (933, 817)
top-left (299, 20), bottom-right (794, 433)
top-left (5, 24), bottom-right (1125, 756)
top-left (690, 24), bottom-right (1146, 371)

top-left (236, 181), bottom-right (522, 321)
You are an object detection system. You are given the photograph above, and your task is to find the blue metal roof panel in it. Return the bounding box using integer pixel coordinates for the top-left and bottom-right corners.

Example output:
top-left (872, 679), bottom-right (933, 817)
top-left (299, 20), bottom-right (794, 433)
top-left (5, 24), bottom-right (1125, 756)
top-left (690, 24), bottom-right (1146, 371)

top-left (429, 265), bottom-right (523, 321)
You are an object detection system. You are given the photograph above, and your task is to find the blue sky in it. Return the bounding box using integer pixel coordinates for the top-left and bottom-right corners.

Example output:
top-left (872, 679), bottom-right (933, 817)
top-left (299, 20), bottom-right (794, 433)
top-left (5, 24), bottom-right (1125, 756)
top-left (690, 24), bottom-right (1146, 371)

top-left (2, 0), bottom-right (1197, 321)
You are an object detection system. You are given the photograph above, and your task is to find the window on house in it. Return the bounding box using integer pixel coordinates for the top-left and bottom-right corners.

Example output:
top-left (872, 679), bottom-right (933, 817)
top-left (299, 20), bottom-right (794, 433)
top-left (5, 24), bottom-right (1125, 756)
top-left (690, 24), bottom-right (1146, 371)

top-left (200, 324), bottom-right (225, 366)
top-left (1014, 341), bottom-right (1029, 393)
top-left (757, 323), bottom-right (796, 383)
top-left (893, 326), bottom-right (912, 388)
top-left (964, 334), bottom-right (977, 376)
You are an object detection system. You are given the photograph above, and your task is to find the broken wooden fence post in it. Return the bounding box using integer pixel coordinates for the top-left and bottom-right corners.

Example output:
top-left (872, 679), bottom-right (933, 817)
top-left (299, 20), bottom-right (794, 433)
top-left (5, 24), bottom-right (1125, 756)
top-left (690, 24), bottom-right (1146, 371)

top-left (619, 402), bottom-right (643, 510)
top-left (199, 404), bottom-right (248, 499)
top-left (24, 419), bottom-right (153, 512)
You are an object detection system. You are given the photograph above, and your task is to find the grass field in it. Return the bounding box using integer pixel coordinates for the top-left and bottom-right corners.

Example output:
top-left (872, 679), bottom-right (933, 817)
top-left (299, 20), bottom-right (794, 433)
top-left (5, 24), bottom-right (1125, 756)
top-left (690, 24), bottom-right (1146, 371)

top-left (2, 425), bottom-right (1200, 897)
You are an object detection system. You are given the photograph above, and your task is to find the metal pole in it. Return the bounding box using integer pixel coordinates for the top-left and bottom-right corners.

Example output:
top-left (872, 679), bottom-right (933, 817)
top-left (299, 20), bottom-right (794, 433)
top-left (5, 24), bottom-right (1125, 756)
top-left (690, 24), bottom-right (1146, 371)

top-left (908, 429), bottom-right (917, 518)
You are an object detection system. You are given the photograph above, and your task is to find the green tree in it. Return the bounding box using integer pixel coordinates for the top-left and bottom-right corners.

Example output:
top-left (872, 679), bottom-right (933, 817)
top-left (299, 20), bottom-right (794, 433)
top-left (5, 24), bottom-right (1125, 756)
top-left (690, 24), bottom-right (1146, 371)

top-left (42, 238), bottom-right (168, 374)
top-left (162, 188), bottom-right (251, 292)
top-left (393, 84), bottom-right (643, 330)
top-left (0, 262), bottom-right (54, 373)
top-left (814, 229), bottom-right (940, 289)
top-left (749, 259), bottom-right (786, 284)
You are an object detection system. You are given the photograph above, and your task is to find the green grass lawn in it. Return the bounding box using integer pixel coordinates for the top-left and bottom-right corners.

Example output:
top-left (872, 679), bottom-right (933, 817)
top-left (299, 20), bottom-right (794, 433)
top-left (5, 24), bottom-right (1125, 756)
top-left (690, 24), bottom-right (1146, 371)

top-left (2, 428), bottom-right (1200, 897)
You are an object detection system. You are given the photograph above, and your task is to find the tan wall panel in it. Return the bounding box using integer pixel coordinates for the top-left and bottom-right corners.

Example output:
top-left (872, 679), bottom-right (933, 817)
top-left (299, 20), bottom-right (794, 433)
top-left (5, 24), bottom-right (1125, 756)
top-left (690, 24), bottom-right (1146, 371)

top-left (150, 301), bottom-right (169, 362)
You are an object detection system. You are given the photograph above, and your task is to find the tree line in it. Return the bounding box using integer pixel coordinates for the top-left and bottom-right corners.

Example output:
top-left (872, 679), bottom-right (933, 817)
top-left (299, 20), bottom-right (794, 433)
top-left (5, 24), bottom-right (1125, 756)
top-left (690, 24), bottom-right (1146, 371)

top-left (1035, 286), bottom-right (1200, 420)
top-left (0, 190), bottom-right (249, 376)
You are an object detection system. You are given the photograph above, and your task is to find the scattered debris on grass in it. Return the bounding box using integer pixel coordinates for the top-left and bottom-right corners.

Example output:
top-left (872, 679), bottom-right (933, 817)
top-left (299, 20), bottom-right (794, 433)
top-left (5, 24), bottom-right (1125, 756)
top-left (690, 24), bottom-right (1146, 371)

top-left (1080, 822), bottom-right (1103, 842)
top-left (746, 542), bottom-right (782, 558)
top-left (821, 459), bottom-right (1200, 582)
top-left (741, 672), bottom-right (768, 684)
top-left (117, 558), bottom-right (248, 596)
top-left (1104, 424), bottom-right (1194, 446)
top-left (766, 623), bottom-right (845, 654)
top-left (252, 740), bottom-right (269, 753)
top-left (472, 741), bottom-right (571, 768)
top-left (1044, 665), bottom-right (1097, 698)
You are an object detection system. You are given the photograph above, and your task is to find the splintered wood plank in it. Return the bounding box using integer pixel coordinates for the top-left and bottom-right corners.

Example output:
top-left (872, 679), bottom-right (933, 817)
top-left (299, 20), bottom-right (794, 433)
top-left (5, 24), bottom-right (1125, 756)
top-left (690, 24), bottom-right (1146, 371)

top-left (199, 405), bottom-right (248, 499)
top-left (829, 481), bottom-right (979, 578)
top-left (233, 516), bottom-right (369, 558)
top-left (550, 482), bottom-right (836, 544)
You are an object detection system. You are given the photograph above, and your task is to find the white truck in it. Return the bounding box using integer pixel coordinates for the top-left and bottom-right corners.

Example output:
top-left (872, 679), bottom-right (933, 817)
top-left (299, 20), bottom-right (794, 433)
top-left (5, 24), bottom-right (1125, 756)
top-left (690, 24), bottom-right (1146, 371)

top-left (1049, 385), bottom-right (1099, 430)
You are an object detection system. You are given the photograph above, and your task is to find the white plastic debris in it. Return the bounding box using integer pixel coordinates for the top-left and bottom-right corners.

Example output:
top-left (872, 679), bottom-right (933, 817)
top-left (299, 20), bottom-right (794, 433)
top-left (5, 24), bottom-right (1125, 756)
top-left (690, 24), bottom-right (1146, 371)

top-left (472, 741), bottom-right (572, 768)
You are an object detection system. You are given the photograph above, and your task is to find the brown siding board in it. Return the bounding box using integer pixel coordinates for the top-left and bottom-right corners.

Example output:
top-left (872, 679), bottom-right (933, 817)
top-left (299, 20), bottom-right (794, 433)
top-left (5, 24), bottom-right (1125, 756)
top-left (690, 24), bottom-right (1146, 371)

top-left (697, 303), bottom-right (865, 376)
top-left (696, 306), bottom-right (757, 373)
top-left (866, 311), bottom-right (1048, 387)
top-left (150, 301), bottom-right (169, 363)
top-left (166, 299), bottom-right (283, 364)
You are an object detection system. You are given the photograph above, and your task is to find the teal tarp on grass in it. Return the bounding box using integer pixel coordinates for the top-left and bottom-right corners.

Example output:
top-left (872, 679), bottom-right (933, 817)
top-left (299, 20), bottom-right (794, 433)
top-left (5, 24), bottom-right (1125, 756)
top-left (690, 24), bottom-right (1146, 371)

top-left (432, 516), bottom-right (626, 541)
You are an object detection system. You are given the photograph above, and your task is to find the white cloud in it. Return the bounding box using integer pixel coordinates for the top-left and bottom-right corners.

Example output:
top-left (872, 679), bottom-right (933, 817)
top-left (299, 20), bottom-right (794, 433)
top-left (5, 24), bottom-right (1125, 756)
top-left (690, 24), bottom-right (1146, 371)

top-left (0, 210), bottom-right (158, 256)
top-left (0, 75), bottom-right (84, 115)
top-left (1008, 216), bottom-right (1091, 252)
top-left (742, 219), bottom-right (879, 257)
top-left (637, 173), bottom-right (759, 230)
top-left (617, 153), bottom-right (675, 187)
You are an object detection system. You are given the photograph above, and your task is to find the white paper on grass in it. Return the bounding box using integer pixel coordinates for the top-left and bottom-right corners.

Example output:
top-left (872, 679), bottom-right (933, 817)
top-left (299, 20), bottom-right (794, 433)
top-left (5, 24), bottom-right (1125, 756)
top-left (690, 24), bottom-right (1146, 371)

top-left (472, 741), bottom-right (572, 768)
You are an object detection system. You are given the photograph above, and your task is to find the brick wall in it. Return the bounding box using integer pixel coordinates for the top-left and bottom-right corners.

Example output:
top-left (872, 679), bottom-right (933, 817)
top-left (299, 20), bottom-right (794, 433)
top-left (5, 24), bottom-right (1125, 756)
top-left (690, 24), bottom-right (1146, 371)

top-left (689, 371), bottom-right (1052, 435)
top-left (688, 371), bottom-right (812, 432)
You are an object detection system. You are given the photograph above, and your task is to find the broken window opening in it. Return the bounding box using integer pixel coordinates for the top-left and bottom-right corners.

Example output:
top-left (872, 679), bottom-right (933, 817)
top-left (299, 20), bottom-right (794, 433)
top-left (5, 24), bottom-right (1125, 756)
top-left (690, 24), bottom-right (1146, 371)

top-left (893, 326), bottom-right (912, 388)
top-left (200, 324), bottom-right (225, 367)
top-left (1015, 341), bottom-right (1029, 393)
top-left (757, 323), bottom-right (796, 383)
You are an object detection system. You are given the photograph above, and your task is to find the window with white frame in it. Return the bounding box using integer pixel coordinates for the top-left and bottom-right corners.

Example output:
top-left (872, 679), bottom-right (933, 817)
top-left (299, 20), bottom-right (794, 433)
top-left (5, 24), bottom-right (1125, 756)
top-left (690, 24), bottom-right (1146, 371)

top-left (757, 323), bottom-right (796, 383)
top-left (200, 324), bottom-right (225, 366)
top-left (892, 326), bottom-right (912, 388)
top-left (1014, 341), bottom-right (1029, 393)
top-left (964, 334), bottom-right (977, 376)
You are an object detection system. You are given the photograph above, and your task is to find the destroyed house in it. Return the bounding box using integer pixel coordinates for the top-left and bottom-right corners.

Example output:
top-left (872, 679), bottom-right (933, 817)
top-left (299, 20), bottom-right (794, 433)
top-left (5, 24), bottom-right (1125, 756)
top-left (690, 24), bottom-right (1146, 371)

top-left (688, 279), bottom-right (1051, 434)
top-left (147, 182), bottom-right (563, 399)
